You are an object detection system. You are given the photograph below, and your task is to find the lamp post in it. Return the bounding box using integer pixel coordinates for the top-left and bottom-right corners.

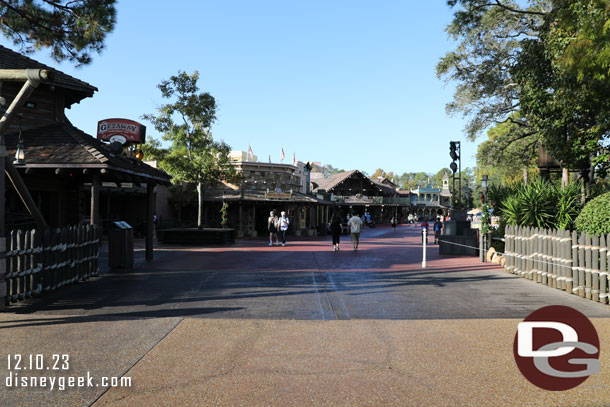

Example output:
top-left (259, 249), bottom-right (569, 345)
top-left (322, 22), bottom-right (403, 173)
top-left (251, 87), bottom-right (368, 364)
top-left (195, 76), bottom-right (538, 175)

top-left (481, 174), bottom-right (488, 203)
top-left (480, 174), bottom-right (489, 262)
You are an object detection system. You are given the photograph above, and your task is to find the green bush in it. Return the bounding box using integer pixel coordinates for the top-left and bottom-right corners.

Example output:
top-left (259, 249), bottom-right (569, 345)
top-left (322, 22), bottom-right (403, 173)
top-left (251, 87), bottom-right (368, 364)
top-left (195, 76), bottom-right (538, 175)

top-left (499, 178), bottom-right (583, 230)
top-left (575, 192), bottom-right (610, 235)
top-left (487, 182), bottom-right (521, 217)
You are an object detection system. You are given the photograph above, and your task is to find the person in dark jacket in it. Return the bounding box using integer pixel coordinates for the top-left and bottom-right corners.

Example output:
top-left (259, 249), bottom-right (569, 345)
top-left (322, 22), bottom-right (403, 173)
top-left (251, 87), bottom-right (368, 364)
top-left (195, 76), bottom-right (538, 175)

top-left (329, 213), bottom-right (343, 252)
top-left (433, 217), bottom-right (443, 244)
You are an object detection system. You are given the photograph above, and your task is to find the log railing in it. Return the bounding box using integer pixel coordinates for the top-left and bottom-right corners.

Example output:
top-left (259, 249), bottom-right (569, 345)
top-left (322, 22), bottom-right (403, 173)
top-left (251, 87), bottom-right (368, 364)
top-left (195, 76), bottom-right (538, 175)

top-left (4, 225), bottom-right (99, 304)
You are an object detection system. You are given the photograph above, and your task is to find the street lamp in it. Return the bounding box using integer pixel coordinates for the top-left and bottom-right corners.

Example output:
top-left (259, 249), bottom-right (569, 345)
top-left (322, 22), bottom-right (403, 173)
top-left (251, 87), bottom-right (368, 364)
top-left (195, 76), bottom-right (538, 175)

top-left (481, 174), bottom-right (488, 203)
top-left (479, 174), bottom-right (489, 263)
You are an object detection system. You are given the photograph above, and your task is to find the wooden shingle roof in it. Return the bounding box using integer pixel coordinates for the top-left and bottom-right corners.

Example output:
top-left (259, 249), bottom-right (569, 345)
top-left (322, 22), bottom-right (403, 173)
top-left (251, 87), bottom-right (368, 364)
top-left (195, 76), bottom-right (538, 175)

top-left (0, 45), bottom-right (97, 104)
top-left (4, 121), bottom-right (171, 184)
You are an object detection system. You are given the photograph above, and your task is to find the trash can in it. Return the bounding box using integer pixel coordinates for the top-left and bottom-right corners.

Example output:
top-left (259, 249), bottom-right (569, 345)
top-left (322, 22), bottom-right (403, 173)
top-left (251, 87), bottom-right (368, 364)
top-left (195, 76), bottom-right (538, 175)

top-left (109, 221), bottom-right (134, 269)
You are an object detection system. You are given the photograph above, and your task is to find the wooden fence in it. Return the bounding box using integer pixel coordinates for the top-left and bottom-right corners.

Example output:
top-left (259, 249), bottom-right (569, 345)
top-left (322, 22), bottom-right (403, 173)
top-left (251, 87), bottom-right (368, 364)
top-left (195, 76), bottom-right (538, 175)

top-left (504, 225), bottom-right (609, 304)
top-left (5, 225), bottom-right (99, 304)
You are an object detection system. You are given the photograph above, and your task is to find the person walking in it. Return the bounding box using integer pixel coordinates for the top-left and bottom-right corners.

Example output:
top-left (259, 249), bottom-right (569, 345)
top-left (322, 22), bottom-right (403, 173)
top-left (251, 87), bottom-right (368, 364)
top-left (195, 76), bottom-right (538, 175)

top-left (433, 217), bottom-right (443, 244)
top-left (267, 211), bottom-right (279, 246)
top-left (421, 219), bottom-right (429, 244)
top-left (391, 216), bottom-right (397, 232)
top-left (347, 212), bottom-right (363, 251)
top-left (329, 213), bottom-right (343, 252)
top-left (278, 211), bottom-right (290, 246)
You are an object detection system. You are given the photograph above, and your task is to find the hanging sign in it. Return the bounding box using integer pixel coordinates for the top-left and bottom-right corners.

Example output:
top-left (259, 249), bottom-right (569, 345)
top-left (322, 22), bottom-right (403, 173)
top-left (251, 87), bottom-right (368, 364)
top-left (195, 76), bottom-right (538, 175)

top-left (97, 118), bottom-right (146, 144)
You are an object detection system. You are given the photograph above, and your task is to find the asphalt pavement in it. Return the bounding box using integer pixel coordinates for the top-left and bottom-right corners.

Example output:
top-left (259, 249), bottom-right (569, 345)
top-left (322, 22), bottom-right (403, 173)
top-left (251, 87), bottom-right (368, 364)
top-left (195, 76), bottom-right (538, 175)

top-left (1, 224), bottom-right (610, 406)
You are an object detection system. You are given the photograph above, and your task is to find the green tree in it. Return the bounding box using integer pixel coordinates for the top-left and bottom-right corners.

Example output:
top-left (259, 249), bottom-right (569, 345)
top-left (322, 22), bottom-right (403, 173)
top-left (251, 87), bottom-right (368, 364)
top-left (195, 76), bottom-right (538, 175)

top-left (322, 164), bottom-right (344, 178)
top-left (0, 0), bottom-right (117, 65)
top-left (437, 0), bottom-right (547, 140)
top-left (142, 70), bottom-right (239, 229)
top-left (476, 113), bottom-right (538, 183)
top-left (519, 0), bottom-right (610, 174)
top-left (439, 0), bottom-right (610, 178)
top-left (371, 168), bottom-right (387, 179)
top-left (552, 0), bottom-right (610, 82)
top-left (140, 137), bottom-right (167, 162)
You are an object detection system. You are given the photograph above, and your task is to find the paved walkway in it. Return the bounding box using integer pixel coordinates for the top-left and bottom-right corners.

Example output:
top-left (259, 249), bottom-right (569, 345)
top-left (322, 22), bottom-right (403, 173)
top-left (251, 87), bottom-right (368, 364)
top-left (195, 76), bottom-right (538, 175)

top-left (1, 225), bottom-right (609, 406)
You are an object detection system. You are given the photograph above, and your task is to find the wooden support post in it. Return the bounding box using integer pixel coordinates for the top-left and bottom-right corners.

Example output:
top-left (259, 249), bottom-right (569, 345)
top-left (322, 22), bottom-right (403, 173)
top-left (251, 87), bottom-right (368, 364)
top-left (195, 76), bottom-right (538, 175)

top-left (569, 230), bottom-right (578, 295)
top-left (562, 230), bottom-right (569, 290)
top-left (504, 225), bottom-right (510, 271)
top-left (602, 235), bottom-right (609, 302)
top-left (579, 233), bottom-right (586, 297)
top-left (0, 154), bottom-right (4, 238)
top-left (90, 176), bottom-right (99, 226)
top-left (5, 161), bottom-right (47, 230)
top-left (547, 229), bottom-right (559, 288)
top-left (592, 234), bottom-right (600, 302)
top-left (533, 228), bottom-right (540, 282)
top-left (585, 233), bottom-right (592, 299)
top-left (146, 182), bottom-right (154, 261)
top-left (512, 226), bottom-right (521, 275)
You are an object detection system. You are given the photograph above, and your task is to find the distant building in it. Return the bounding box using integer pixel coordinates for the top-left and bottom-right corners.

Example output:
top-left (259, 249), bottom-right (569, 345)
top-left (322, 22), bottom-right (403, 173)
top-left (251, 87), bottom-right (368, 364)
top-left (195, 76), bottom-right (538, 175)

top-left (311, 170), bottom-right (452, 222)
top-left (410, 173), bottom-right (452, 218)
top-left (201, 151), bottom-right (330, 237)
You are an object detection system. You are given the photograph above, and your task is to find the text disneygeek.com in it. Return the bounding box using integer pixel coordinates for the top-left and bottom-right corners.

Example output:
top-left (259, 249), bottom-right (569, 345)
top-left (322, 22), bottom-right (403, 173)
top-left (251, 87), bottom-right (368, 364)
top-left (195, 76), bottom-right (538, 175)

top-left (4, 354), bottom-right (132, 391)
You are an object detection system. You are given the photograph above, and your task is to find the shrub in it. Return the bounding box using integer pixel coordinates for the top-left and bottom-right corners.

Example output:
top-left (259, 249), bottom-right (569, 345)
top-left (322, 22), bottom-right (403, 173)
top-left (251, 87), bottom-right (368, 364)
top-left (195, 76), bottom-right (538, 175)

top-left (575, 192), bottom-right (610, 235)
top-left (498, 178), bottom-right (583, 230)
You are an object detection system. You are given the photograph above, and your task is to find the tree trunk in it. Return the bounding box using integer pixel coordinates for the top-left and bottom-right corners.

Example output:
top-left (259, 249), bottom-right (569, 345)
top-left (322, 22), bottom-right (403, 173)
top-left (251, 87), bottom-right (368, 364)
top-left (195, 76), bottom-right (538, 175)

top-left (197, 181), bottom-right (204, 229)
top-left (561, 168), bottom-right (569, 189)
top-left (523, 168), bottom-right (528, 185)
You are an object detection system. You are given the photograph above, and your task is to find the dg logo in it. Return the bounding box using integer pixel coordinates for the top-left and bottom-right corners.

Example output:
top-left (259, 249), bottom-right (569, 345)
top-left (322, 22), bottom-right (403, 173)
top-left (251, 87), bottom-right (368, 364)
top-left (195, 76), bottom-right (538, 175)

top-left (513, 305), bottom-right (600, 391)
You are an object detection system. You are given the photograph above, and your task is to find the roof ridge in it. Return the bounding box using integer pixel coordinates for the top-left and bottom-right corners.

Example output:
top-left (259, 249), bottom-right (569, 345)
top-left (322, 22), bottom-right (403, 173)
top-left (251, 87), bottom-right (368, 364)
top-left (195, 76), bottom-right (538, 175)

top-left (61, 121), bottom-right (110, 163)
top-left (0, 45), bottom-right (98, 92)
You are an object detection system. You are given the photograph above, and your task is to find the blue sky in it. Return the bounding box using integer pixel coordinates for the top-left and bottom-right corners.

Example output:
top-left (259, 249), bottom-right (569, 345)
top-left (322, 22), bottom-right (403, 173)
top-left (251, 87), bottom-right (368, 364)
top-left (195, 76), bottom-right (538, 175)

top-left (1, 1), bottom-right (479, 175)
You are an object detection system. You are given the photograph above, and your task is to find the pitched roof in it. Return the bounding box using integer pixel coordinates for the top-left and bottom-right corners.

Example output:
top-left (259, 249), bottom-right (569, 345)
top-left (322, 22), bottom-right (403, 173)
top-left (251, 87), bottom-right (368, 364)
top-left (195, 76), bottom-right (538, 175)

top-left (371, 179), bottom-right (398, 195)
top-left (311, 170), bottom-right (357, 192)
top-left (4, 121), bottom-right (171, 184)
top-left (0, 45), bottom-right (97, 103)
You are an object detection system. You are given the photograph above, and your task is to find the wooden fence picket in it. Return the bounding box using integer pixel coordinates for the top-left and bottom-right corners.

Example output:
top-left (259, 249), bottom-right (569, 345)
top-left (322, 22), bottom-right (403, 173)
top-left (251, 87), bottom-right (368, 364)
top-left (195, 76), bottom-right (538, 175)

top-left (592, 234), bottom-right (600, 302)
top-left (4, 224), bottom-right (100, 306)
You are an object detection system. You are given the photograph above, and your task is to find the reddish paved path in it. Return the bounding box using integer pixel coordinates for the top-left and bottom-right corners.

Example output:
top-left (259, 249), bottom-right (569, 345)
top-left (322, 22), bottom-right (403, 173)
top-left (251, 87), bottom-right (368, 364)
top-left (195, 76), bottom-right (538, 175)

top-left (4, 224), bottom-right (610, 407)
top-left (10, 224), bottom-right (609, 320)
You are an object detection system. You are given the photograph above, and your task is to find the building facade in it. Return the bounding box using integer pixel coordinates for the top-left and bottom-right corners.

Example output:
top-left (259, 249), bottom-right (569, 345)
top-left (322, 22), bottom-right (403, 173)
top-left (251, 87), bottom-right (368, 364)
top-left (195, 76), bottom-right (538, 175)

top-left (202, 152), bottom-right (330, 237)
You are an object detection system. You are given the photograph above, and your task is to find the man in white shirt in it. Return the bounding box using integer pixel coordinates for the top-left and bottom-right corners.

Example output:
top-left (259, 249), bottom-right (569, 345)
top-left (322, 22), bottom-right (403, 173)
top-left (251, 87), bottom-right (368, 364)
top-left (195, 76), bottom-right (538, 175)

top-left (278, 211), bottom-right (290, 247)
top-left (347, 212), bottom-right (363, 251)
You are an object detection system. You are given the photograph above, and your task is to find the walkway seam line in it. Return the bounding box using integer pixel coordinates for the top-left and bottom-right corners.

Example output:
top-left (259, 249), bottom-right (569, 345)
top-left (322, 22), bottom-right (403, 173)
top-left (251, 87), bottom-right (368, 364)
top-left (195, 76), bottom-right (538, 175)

top-left (88, 317), bottom-right (187, 407)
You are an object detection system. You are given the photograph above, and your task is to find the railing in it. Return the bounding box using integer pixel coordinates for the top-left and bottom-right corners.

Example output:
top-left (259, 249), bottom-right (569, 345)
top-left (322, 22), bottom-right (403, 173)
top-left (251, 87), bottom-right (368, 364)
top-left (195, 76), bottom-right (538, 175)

top-left (5, 225), bottom-right (99, 304)
top-left (504, 225), bottom-right (609, 304)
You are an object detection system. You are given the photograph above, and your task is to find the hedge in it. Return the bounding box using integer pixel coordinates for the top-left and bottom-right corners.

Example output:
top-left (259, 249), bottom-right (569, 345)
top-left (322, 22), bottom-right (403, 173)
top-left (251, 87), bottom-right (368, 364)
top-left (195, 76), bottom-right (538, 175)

top-left (575, 192), bottom-right (610, 235)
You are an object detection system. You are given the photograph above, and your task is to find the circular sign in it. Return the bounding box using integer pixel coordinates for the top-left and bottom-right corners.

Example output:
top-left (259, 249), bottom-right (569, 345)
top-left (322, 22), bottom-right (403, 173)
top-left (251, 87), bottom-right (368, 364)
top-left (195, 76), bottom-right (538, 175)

top-left (513, 305), bottom-right (599, 391)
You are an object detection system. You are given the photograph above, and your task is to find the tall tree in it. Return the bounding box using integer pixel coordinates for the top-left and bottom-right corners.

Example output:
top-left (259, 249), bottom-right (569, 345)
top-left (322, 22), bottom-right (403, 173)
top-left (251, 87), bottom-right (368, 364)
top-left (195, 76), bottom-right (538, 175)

top-left (439, 0), bottom-right (610, 177)
top-left (437, 0), bottom-right (547, 139)
top-left (476, 112), bottom-right (538, 183)
top-left (142, 70), bottom-right (238, 229)
top-left (0, 0), bottom-right (117, 65)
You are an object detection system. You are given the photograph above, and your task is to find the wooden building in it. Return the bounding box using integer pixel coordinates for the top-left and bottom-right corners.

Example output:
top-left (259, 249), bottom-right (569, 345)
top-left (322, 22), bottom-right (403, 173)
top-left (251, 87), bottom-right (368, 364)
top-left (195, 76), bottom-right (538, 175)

top-left (312, 170), bottom-right (412, 222)
top-left (203, 158), bottom-right (331, 237)
top-left (0, 45), bottom-right (170, 257)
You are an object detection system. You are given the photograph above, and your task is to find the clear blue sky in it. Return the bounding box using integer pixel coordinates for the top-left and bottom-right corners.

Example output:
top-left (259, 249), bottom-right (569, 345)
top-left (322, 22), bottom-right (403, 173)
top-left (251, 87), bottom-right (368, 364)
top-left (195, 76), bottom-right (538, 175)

top-left (2, 1), bottom-right (479, 175)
